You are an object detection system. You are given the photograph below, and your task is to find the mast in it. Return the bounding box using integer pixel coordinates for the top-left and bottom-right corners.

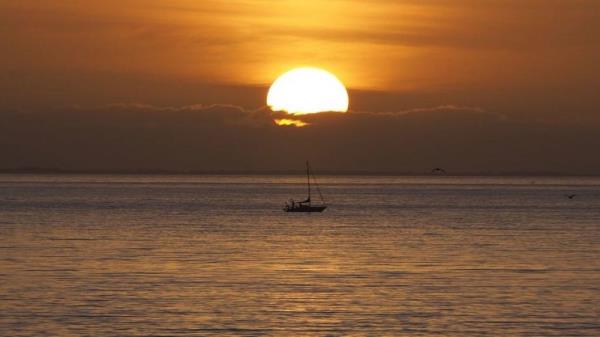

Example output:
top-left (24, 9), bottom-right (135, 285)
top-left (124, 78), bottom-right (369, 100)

top-left (306, 160), bottom-right (311, 204)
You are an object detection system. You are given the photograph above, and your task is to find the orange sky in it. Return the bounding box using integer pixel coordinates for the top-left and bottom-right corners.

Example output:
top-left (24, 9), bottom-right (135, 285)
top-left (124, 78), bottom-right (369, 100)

top-left (1, 1), bottom-right (600, 173)
top-left (2, 0), bottom-right (598, 91)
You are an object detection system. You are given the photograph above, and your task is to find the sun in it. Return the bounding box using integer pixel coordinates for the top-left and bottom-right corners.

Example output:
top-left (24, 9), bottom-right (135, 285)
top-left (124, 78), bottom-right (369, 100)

top-left (267, 67), bottom-right (349, 115)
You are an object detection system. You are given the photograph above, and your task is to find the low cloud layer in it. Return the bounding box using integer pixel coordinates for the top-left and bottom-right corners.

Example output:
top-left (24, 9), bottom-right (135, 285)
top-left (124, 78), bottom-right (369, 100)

top-left (2, 104), bottom-right (599, 174)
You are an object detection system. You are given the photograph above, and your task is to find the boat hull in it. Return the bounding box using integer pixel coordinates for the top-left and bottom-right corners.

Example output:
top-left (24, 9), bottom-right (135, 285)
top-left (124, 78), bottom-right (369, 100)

top-left (284, 205), bottom-right (327, 213)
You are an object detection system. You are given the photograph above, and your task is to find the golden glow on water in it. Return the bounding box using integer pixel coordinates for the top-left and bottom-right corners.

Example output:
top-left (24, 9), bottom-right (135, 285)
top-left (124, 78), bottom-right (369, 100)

top-left (1, 175), bottom-right (599, 335)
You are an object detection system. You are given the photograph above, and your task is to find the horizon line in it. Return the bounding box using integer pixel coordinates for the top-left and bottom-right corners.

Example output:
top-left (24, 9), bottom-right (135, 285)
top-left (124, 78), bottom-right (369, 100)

top-left (0, 167), bottom-right (598, 177)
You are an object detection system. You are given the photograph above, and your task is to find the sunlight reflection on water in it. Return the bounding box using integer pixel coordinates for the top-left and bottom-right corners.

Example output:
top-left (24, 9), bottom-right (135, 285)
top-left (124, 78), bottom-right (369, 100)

top-left (1, 175), bottom-right (599, 336)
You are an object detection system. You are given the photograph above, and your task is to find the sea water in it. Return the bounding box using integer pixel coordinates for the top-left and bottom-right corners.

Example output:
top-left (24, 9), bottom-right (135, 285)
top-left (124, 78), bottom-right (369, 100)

top-left (1, 175), bottom-right (599, 336)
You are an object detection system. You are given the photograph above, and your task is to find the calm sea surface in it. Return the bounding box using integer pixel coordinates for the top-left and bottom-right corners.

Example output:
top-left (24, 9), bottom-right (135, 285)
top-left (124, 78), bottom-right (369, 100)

top-left (1, 175), bottom-right (599, 336)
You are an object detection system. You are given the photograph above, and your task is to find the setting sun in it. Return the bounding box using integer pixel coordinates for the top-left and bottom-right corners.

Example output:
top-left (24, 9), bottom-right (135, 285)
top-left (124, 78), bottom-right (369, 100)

top-left (267, 67), bottom-right (349, 115)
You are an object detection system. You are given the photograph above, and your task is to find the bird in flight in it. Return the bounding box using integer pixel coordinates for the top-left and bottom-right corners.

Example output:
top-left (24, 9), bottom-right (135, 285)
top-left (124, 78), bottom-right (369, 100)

top-left (566, 194), bottom-right (576, 199)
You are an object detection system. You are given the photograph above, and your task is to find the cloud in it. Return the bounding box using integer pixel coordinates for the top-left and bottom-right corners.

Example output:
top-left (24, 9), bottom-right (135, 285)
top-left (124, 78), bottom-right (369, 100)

top-left (350, 104), bottom-right (487, 116)
top-left (2, 103), bottom-right (600, 174)
top-left (70, 103), bottom-right (276, 127)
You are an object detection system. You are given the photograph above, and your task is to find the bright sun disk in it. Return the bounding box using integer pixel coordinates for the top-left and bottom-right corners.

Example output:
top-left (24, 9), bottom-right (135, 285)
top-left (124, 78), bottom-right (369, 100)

top-left (267, 67), bottom-right (349, 115)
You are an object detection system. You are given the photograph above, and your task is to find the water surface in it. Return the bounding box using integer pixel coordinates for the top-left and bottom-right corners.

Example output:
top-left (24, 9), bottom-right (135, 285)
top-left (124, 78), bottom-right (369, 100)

top-left (1, 175), bottom-right (599, 336)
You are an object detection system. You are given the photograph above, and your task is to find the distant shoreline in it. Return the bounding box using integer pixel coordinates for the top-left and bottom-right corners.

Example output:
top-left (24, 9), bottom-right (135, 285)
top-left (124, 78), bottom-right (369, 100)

top-left (0, 168), bottom-right (598, 177)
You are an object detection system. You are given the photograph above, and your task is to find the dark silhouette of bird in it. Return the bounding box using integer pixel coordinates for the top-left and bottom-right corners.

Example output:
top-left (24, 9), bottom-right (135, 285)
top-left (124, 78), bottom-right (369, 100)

top-left (431, 168), bottom-right (446, 174)
top-left (566, 194), bottom-right (576, 199)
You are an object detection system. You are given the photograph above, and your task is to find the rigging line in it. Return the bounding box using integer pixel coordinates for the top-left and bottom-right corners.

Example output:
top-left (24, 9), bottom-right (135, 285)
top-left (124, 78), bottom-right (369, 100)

top-left (311, 170), bottom-right (326, 204)
top-left (306, 160), bottom-right (311, 202)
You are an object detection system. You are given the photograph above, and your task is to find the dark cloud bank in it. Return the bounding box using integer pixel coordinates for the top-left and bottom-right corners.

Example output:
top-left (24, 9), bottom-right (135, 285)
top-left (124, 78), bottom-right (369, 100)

top-left (2, 104), bottom-right (599, 175)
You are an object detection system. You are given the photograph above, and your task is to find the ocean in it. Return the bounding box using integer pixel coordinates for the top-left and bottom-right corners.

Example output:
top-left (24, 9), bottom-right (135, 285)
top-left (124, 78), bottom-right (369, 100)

top-left (1, 174), bottom-right (599, 336)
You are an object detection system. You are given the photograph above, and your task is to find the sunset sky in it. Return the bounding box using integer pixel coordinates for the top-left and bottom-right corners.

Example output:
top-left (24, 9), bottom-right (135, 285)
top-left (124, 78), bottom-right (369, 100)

top-left (2, 1), bottom-right (600, 173)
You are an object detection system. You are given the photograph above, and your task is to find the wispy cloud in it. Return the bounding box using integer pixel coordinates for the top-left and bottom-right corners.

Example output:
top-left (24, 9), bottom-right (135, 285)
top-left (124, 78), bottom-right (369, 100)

top-left (351, 105), bottom-right (487, 116)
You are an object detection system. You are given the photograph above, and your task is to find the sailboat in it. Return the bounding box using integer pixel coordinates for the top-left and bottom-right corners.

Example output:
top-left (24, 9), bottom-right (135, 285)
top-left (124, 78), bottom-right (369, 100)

top-left (283, 161), bottom-right (327, 213)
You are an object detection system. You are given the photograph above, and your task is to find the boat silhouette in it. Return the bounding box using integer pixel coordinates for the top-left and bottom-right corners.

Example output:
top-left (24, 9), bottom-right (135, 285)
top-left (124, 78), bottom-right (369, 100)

top-left (284, 161), bottom-right (327, 213)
